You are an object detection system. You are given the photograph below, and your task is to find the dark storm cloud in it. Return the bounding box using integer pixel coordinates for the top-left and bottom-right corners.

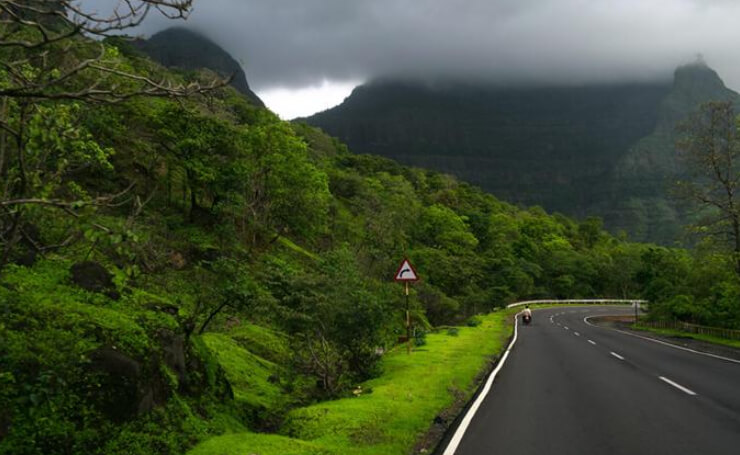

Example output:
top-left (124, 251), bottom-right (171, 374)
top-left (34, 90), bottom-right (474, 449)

top-left (86, 0), bottom-right (740, 90)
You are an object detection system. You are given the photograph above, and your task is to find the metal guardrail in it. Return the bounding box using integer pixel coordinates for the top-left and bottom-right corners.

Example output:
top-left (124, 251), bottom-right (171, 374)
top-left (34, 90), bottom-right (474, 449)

top-left (638, 320), bottom-right (740, 341)
top-left (506, 299), bottom-right (647, 309)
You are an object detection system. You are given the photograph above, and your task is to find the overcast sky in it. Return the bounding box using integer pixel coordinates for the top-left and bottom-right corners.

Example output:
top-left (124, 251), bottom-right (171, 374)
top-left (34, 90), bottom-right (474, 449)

top-left (87, 0), bottom-right (740, 118)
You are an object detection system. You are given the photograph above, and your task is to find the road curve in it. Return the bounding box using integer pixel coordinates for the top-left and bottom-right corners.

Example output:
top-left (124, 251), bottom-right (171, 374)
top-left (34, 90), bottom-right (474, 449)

top-left (446, 306), bottom-right (740, 455)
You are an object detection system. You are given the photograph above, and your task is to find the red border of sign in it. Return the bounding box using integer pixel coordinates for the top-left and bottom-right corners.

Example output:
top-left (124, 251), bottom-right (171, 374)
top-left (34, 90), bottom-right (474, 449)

top-left (394, 258), bottom-right (420, 282)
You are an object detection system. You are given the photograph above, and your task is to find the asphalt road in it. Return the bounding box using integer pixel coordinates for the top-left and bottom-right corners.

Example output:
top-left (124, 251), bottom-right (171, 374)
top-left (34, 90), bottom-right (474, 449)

top-left (448, 306), bottom-right (740, 455)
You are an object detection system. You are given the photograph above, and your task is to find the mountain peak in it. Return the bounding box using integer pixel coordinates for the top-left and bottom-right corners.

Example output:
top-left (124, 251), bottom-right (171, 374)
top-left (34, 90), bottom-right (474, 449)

top-left (673, 60), bottom-right (728, 95)
top-left (136, 27), bottom-right (264, 106)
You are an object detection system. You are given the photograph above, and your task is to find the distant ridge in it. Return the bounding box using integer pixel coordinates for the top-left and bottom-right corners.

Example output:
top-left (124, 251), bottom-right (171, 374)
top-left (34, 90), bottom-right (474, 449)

top-left (305, 64), bottom-right (740, 244)
top-left (135, 27), bottom-right (264, 107)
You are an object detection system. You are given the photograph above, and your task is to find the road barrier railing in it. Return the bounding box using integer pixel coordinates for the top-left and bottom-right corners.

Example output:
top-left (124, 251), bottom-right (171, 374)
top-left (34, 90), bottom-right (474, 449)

top-left (637, 319), bottom-right (740, 341)
top-left (506, 299), bottom-right (647, 309)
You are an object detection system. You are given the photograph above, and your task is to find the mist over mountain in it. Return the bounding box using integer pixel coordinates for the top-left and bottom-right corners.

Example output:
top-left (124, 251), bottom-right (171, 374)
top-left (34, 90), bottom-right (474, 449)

top-left (134, 27), bottom-right (264, 107)
top-left (306, 63), bottom-right (740, 244)
top-left (131, 25), bottom-right (739, 243)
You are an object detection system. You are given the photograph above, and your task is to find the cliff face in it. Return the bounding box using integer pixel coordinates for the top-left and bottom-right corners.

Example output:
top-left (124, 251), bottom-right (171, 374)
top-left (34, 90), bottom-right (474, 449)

top-left (136, 27), bottom-right (264, 107)
top-left (306, 65), bottom-right (740, 244)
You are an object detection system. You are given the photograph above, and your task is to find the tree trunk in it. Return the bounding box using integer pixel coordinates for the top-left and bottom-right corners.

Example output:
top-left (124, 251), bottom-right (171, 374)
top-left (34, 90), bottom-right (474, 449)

top-left (198, 301), bottom-right (230, 335)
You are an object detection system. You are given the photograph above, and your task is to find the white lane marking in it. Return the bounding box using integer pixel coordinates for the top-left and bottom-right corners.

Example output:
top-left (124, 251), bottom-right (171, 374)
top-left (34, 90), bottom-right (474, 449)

top-left (659, 377), bottom-right (697, 396)
top-left (611, 352), bottom-right (625, 361)
top-left (583, 316), bottom-right (740, 365)
top-left (442, 312), bottom-right (521, 454)
top-left (588, 340), bottom-right (597, 346)
top-left (574, 332), bottom-right (580, 337)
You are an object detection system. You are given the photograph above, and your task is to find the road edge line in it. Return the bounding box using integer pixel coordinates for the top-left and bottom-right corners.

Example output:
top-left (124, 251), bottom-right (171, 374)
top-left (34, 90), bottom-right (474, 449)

top-left (441, 312), bottom-right (521, 455)
top-left (583, 316), bottom-right (740, 365)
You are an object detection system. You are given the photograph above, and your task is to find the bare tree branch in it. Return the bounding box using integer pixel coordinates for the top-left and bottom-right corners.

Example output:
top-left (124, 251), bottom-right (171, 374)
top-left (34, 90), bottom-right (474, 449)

top-left (676, 101), bottom-right (740, 274)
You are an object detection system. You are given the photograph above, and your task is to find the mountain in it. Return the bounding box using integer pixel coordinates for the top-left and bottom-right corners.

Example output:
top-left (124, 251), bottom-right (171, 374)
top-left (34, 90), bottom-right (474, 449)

top-left (305, 63), bottom-right (740, 244)
top-left (135, 27), bottom-right (264, 106)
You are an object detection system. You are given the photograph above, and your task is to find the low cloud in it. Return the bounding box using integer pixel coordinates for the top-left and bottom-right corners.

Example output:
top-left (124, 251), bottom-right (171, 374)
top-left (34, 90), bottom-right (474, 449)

top-left (88, 0), bottom-right (740, 91)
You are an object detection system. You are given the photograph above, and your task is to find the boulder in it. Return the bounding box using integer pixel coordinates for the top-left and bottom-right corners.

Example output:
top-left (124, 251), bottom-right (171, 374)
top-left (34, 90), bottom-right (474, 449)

top-left (157, 329), bottom-right (187, 387)
top-left (86, 347), bottom-right (168, 422)
top-left (70, 262), bottom-right (119, 300)
top-left (87, 347), bottom-right (142, 421)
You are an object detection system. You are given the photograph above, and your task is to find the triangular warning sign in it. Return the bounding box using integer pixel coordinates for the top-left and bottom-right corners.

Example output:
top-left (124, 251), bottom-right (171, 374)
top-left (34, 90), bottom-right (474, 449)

top-left (394, 259), bottom-right (419, 282)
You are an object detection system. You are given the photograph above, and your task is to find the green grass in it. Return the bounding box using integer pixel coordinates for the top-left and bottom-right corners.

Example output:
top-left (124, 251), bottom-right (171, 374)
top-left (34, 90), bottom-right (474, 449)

top-left (228, 323), bottom-right (290, 365)
top-left (187, 433), bottom-right (332, 455)
top-left (278, 237), bottom-right (320, 260)
top-left (189, 311), bottom-right (514, 455)
top-left (633, 325), bottom-right (740, 349)
top-left (201, 333), bottom-right (284, 410)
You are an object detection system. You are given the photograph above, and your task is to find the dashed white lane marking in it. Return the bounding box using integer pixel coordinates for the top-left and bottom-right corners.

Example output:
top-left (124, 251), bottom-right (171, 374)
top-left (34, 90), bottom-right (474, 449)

top-left (583, 316), bottom-right (740, 365)
top-left (588, 340), bottom-right (597, 346)
top-left (611, 352), bottom-right (625, 361)
top-left (659, 377), bottom-right (697, 396)
top-left (574, 332), bottom-right (580, 337)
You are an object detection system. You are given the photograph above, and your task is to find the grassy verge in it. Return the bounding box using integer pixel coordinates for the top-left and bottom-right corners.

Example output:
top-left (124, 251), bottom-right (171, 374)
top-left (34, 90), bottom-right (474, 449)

top-left (188, 310), bottom-right (514, 455)
top-left (632, 324), bottom-right (740, 349)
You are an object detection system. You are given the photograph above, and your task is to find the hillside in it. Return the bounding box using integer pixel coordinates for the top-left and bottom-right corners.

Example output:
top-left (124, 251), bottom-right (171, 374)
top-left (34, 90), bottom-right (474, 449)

top-left (134, 27), bottom-right (265, 107)
top-left (305, 63), bottom-right (740, 244)
top-left (3, 18), bottom-right (740, 455)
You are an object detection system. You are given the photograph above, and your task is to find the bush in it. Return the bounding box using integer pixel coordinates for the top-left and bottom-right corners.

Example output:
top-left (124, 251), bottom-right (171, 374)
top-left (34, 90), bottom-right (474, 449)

top-left (413, 329), bottom-right (427, 346)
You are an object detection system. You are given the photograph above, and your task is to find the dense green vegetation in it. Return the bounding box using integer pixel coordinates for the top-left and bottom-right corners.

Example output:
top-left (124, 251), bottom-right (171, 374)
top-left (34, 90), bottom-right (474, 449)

top-left (306, 63), bottom-right (740, 244)
top-left (2, 9), bottom-right (740, 455)
top-left (189, 311), bottom-right (512, 455)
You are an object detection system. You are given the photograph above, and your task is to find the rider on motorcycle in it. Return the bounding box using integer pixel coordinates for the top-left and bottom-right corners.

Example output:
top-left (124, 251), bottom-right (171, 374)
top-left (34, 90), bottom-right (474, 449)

top-left (522, 305), bottom-right (532, 323)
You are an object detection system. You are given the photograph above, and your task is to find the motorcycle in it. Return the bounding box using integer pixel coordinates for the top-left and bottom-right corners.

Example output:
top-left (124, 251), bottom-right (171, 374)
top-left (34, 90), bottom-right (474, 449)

top-left (522, 314), bottom-right (532, 325)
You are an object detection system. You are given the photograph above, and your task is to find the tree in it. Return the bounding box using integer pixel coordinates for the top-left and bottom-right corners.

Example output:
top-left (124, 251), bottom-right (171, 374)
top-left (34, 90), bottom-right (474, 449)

top-left (0, 1), bottom-right (221, 101)
top-left (0, 0), bottom-right (226, 273)
top-left (675, 101), bottom-right (740, 274)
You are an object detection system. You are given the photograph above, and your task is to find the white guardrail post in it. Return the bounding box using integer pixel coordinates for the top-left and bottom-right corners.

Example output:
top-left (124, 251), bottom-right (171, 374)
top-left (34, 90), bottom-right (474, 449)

top-left (506, 299), bottom-right (648, 309)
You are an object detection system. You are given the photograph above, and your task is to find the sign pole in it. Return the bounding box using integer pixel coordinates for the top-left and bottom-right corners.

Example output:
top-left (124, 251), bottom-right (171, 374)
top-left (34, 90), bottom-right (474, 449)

top-left (634, 301), bottom-right (639, 324)
top-left (406, 281), bottom-right (411, 354)
top-left (394, 258), bottom-right (419, 355)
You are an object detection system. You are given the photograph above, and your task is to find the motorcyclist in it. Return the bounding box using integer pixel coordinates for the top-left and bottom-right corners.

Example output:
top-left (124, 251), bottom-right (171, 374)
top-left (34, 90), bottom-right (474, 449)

top-left (522, 305), bottom-right (532, 323)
